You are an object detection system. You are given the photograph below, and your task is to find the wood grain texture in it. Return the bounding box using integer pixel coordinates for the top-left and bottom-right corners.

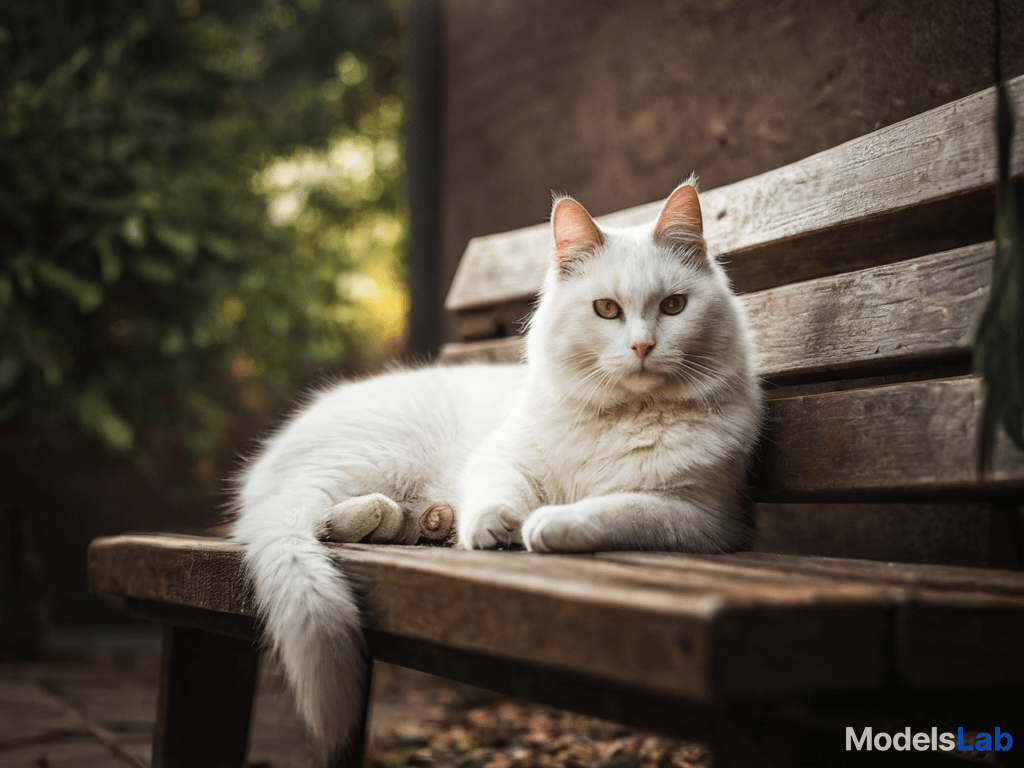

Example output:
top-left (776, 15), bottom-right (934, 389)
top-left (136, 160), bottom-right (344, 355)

top-left (340, 546), bottom-right (890, 701)
top-left (441, 243), bottom-right (993, 381)
top-left (609, 551), bottom-right (1024, 600)
top-left (759, 375), bottom-right (1024, 500)
top-left (746, 242), bottom-right (991, 381)
top-left (88, 534), bottom-right (1024, 694)
top-left (445, 75), bottom-right (1024, 312)
top-left (87, 535), bottom-right (255, 617)
top-left (726, 551), bottom-right (1024, 597)
top-left (88, 535), bottom-right (890, 700)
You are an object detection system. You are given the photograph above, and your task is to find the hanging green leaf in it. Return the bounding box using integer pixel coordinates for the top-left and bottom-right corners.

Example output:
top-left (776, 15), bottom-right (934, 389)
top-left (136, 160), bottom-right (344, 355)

top-left (93, 231), bottom-right (122, 284)
top-left (973, 82), bottom-right (1024, 470)
top-left (34, 259), bottom-right (103, 313)
top-left (132, 255), bottom-right (177, 285)
top-left (74, 388), bottom-right (134, 451)
top-left (152, 220), bottom-right (200, 264)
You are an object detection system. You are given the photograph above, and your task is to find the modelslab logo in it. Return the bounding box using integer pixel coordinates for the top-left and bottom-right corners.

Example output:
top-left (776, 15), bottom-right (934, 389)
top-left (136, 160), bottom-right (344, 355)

top-left (846, 726), bottom-right (1013, 753)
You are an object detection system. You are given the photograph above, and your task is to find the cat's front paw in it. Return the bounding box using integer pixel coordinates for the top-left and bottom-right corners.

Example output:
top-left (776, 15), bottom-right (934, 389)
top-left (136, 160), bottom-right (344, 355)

top-left (462, 504), bottom-right (527, 549)
top-left (522, 504), bottom-right (605, 553)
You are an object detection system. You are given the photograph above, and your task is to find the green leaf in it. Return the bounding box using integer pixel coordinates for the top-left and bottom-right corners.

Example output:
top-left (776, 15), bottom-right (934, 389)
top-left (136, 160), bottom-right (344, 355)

top-left (161, 328), bottom-right (185, 356)
top-left (74, 389), bottom-right (134, 451)
top-left (34, 259), bottom-right (103, 313)
top-left (204, 233), bottom-right (240, 261)
top-left (133, 255), bottom-right (176, 285)
top-left (153, 221), bottom-right (199, 264)
top-left (93, 231), bottom-right (122, 284)
top-left (10, 252), bottom-right (36, 296)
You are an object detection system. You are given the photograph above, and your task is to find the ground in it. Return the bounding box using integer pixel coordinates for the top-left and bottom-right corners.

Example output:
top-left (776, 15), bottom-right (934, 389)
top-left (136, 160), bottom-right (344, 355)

top-left (0, 629), bottom-right (712, 768)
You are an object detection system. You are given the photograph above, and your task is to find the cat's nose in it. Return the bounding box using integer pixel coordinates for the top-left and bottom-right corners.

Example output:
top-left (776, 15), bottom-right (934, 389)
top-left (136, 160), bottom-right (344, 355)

top-left (631, 341), bottom-right (655, 359)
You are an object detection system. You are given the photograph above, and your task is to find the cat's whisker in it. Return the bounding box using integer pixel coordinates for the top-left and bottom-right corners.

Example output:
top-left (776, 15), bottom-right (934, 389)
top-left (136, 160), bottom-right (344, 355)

top-left (679, 359), bottom-right (719, 376)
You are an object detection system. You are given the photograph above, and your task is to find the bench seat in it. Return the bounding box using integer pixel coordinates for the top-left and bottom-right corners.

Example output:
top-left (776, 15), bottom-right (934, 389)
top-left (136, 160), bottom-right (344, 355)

top-left (88, 534), bottom-right (1024, 760)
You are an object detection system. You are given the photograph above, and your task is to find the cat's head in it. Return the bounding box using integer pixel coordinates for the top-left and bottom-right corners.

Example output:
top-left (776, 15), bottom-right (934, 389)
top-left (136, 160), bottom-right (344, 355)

top-left (527, 179), bottom-right (752, 407)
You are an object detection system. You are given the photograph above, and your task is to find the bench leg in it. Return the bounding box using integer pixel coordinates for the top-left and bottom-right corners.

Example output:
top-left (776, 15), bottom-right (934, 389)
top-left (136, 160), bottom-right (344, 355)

top-left (152, 624), bottom-right (260, 768)
top-left (329, 659), bottom-right (374, 768)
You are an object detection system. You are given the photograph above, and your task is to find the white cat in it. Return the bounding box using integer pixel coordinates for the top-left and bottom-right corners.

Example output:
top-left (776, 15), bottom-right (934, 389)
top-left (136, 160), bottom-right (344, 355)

top-left (230, 178), bottom-right (763, 756)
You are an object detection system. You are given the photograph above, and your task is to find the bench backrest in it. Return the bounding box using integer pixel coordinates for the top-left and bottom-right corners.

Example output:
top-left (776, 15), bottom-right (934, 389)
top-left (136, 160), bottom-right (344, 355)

top-left (440, 76), bottom-right (1024, 508)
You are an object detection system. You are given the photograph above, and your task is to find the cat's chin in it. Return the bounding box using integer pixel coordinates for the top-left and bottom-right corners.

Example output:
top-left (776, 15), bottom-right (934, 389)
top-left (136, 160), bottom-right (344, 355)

top-left (617, 371), bottom-right (668, 394)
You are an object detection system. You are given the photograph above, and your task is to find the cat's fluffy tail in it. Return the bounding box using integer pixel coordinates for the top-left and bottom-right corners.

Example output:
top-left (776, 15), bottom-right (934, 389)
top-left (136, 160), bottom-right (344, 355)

top-left (240, 522), bottom-right (366, 756)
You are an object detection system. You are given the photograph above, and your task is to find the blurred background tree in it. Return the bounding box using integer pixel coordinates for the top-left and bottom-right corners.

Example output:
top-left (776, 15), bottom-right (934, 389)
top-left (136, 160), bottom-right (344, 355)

top-left (0, 0), bottom-right (409, 635)
top-left (0, 0), bottom-right (408, 484)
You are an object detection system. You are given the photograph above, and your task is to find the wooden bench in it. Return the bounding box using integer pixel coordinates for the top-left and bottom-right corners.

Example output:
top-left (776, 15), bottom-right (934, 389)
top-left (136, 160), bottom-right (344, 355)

top-left (89, 76), bottom-right (1024, 767)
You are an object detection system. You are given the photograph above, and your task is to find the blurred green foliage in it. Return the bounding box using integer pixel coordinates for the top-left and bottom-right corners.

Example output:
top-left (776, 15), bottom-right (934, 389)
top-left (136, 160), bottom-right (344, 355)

top-left (0, 0), bottom-right (408, 476)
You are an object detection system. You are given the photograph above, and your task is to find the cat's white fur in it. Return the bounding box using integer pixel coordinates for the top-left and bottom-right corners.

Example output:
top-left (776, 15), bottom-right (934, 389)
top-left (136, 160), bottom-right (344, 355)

top-left (230, 179), bottom-right (762, 756)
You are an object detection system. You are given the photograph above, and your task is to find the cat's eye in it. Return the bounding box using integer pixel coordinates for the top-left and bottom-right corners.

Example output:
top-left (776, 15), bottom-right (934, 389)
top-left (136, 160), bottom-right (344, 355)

top-left (593, 298), bottom-right (621, 319)
top-left (660, 294), bottom-right (687, 315)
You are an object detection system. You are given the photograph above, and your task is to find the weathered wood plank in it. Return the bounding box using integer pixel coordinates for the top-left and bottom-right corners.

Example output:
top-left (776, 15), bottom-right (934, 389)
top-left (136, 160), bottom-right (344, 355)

top-left (89, 535), bottom-right (890, 701)
top-left (746, 242), bottom-right (990, 381)
top-left (759, 375), bottom-right (1024, 500)
top-left (89, 534), bottom-right (892, 616)
top-left (90, 534), bottom-right (1024, 699)
top-left (341, 546), bottom-right (889, 701)
top-left (87, 535), bottom-right (255, 617)
top-left (605, 551), bottom-right (1024, 600)
top-left (446, 75), bottom-right (1024, 312)
top-left (440, 243), bottom-right (993, 380)
top-left (604, 546), bottom-right (1024, 690)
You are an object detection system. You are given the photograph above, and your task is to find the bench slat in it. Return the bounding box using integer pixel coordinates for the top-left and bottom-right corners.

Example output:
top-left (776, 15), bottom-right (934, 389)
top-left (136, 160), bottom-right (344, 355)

top-left (747, 242), bottom-right (989, 381)
top-left (760, 375), bottom-right (1024, 500)
top-left (88, 534), bottom-right (891, 701)
top-left (446, 75), bottom-right (1024, 314)
top-left (338, 544), bottom-right (891, 701)
top-left (87, 534), bottom-right (256, 617)
top-left (606, 551), bottom-right (1024, 688)
top-left (88, 534), bottom-right (1024, 698)
top-left (607, 551), bottom-right (1024, 600)
top-left (440, 242), bottom-right (992, 382)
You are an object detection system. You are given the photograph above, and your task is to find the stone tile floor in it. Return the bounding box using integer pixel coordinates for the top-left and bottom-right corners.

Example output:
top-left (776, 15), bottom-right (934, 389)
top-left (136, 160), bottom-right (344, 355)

top-left (0, 627), bottom-right (333, 767)
top-left (0, 628), bottom-right (711, 768)
top-left (0, 629), bottom-right (161, 768)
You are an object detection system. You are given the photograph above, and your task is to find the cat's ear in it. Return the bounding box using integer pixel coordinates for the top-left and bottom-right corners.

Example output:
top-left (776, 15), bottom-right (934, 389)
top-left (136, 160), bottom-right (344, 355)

top-left (654, 180), bottom-right (706, 258)
top-left (551, 195), bottom-right (605, 273)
